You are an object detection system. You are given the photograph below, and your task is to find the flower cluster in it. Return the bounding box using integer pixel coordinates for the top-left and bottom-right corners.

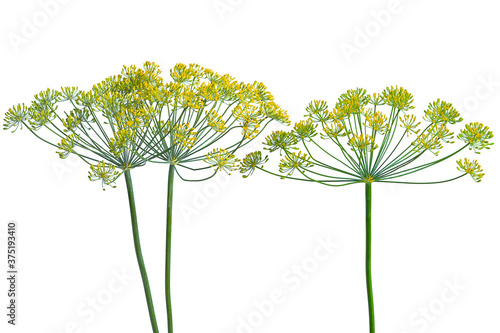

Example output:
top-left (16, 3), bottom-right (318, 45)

top-left (4, 61), bottom-right (290, 188)
top-left (242, 86), bottom-right (493, 185)
top-left (456, 158), bottom-right (484, 182)
top-left (203, 148), bottom-right (240, 174)
top-left (240, 151), bottom-right (268, 178)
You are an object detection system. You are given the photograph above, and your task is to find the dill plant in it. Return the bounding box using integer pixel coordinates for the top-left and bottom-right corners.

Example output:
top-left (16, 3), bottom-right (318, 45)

top-left (241, 86), bottom-right (493, 333)
top-left (4, 62), bottom-right (290, 333)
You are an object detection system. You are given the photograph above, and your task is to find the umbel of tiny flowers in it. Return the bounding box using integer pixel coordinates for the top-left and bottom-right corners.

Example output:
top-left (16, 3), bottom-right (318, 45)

top-left (4, 62), bottom-right (165, 333)
top-left (4, 61), bottom-right (290, 333)
top-left (241, 86), bottom-right (493, 333)
top-left (145, 63), bottom-right (290, 333)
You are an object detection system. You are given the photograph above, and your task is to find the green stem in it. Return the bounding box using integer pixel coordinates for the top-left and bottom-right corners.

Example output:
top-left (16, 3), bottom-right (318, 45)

top-left (365, 182), bottom-right (375, 333)
top-left (124, 170), bottom-right (159, 333)
top-left (166, 164), bottom-right (175, 333)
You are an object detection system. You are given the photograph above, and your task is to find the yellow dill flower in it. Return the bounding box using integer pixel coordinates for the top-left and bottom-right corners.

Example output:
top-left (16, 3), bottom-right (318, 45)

top-left (179, 89), bottom-right (205, 110)
top-left (321, 120), bottom-right (350, 139)
top-left (62, 108), bottom-right (91, 132)
top-left (381, 86), bottom-right (414, 111)
top-left (399, 114), bottom-right (421, 136)
top-left (29, 107), bottom-right (55, 130)
top-left (113, 105), bottom-right (154, 130)
top-left (423, 99), bottom-right (462, 124)
top-left (28, 89), bottom-right (59, 130)
top-left (305, 100), bottom-right (332, 123)
top-left (430, 124), bottom-right (454, 144)
top-left (236, 82), bottom-right (260, 103)
top-left (365, 110), bottom-right (389, 134)
top-left (214, 74), bottom-right (238, 100)
top-left (170, 63), bottom-right (203, 84)
top-left (172, 123), bottom-right (197, 151)
top-left (57, 134), bottom-right (80, 159)
top-left (240, 151), bottom-right (269, 178)
top-left (204, 148), bottom-right (240, 174)
top-left (206, 108), bottom-right (226, 132)
top-left (109, 128), bottom-right (136, 157)
top-left (263, 130), bottom-right (298, 153)
top-left (34, 88), bottom-right (61, 104)
top-left (232, 102), bottom-right (264, 139)
top-left (337, 88), bottom-right (369, 115)
top-left (88, 161), bottom-right (121, 190)
top-left (367, 93), bottom-right (384, 106)
top-left (457, 122), bottom-right (494, 153)
top-left (348, 134), bottom-right (378, 152)
top-left (456, 158), bottom-right (484, 182)
top-left (279, 151), bottom-right (313, 176)
top-left (252, 81), bottom-right (274, 102)
top-left (59, 86), bottom-right (81, 102)
top-left (202, 68), bottom-right (221, 83)
top-left (3, 103), bottom-right (29, 132)
top-left (331, 105), bottom-right (351, 120)
top-left (260, 101), bottom-right (290, 125)
top-left (293, 119), bottom-right (317, 140)
top-left (75, 90), bottom-right (96, 107)
top-left (198, 82), bottom-right (222, 101)
top-left (411, 133), bottom-right (443, 155)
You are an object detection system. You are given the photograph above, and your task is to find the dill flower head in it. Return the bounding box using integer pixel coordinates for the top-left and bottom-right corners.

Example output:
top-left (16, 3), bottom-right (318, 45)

top-left (367, 93), bottom-right (384, 106)
top-left (305, 100), bottom-right (332, 123)
top-left (411, 133), bottom-right (443, 156)
top-left (293, 119), bottom-right (317, 141)
top-left (457, 158), bottom-right (484, 182)
top-left (381, 86), bottom-right (414, 111)
top-left (279, 151), bottom-right (313, 176)
top-left (171, 123), bottom-right (197, 151)
top-left (254, 86), bottom-right (493, 186)
top-left (232, 102), bottom-right (264, 139)
top-left (365, 110), bottom-right (389, 134)
top-left (337, 88), bottom-right (369, 115)
top-left (59, 86), bottom-right (81, 101)
top-left (61, 108), bottom-right (91, 132)
top-left (57, 134), bottom-right (80, 159)
top-left (399, 114), bottom-right (421, 136)
top-left (321, 120), bottom-right (350, 139)
top-left (240, 151), bottom-right (269, 178)
top-left (260, 101), bottom-right (290, 125)
top-left (423, 99), bottom-right (463, 124)
top-left (457, 122), bottom-right (494, 153)
top-left (206, 108), bottom-right (226, 132)
top-left (263, 130), bottom-right (298, 153)
top-left (88, 161), bottom-right (121, 190)
top-left (170, 63), bottom-right (203, 84)
top-left (3, 103), bottom-right (29, 132)
top-left (109, 128), bottom-right (137, 157)
top-left (348, 134), bottom-right (378, 152)
top-left (430, 124), bottom-right (454, 144)
top-left (28, 89), bottom-right (59, 130)
top-left (203, 148), bottom-right (240, 174)
top-left (5, 61), bottom-right (291, 187)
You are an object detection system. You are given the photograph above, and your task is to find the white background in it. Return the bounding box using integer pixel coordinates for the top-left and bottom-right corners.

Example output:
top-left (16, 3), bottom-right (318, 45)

top-left (1, 1), bottom-right (499, 333)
